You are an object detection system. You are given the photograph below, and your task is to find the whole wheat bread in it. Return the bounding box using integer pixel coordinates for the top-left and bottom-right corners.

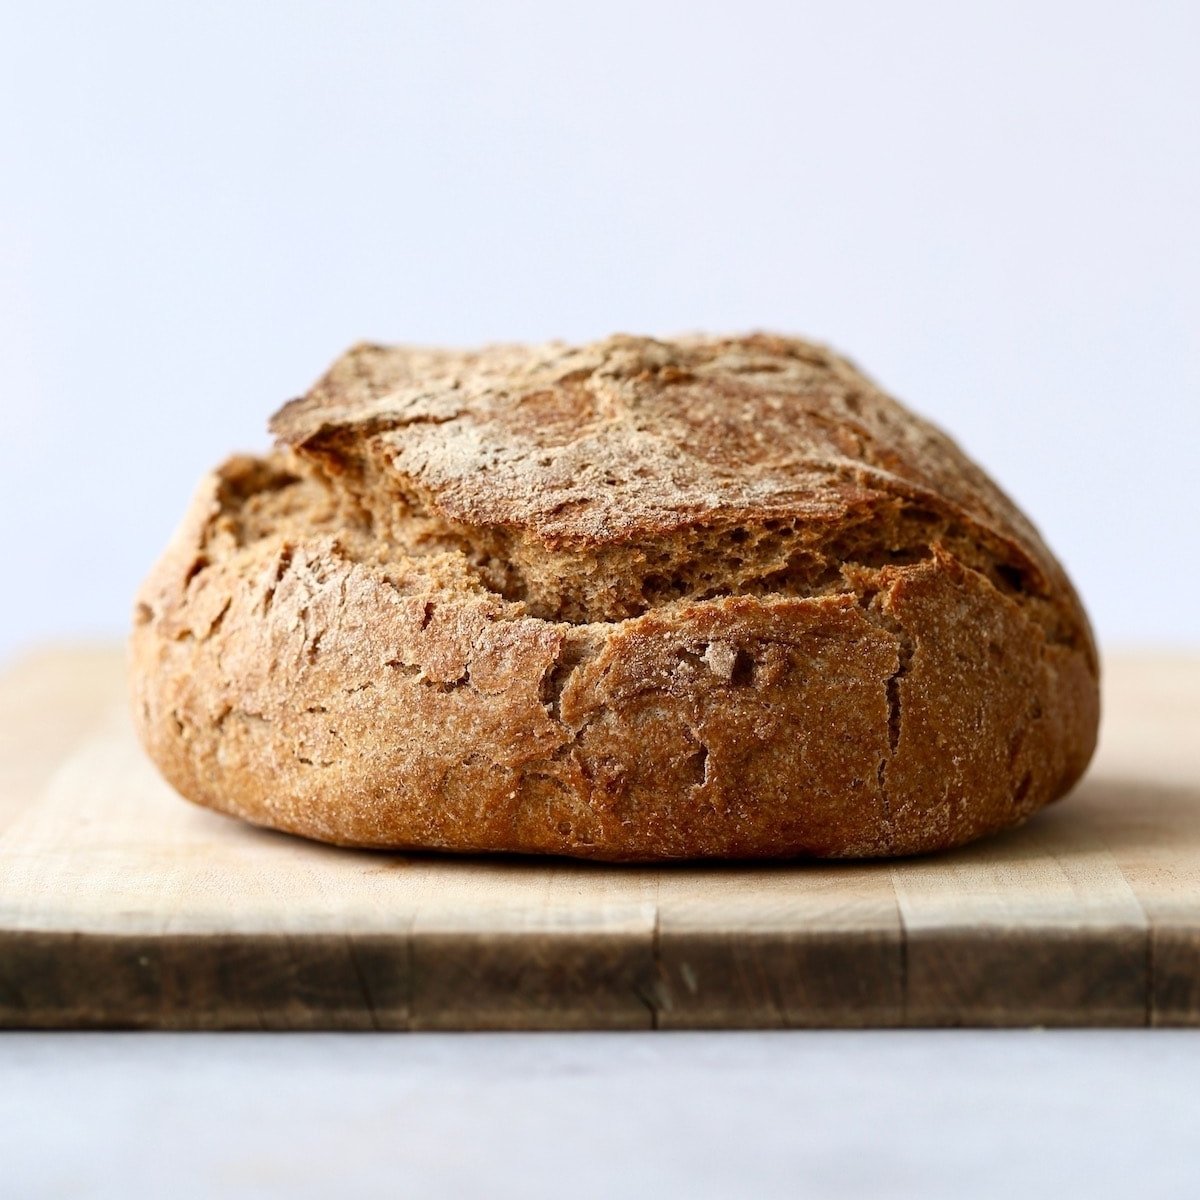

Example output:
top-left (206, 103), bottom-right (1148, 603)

top-left (130, 334), bottom-right (1099, 859)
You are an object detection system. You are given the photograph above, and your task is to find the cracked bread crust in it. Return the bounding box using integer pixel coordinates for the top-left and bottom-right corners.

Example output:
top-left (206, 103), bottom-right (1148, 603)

top-left (130, 334), bottom-right (1099, 859)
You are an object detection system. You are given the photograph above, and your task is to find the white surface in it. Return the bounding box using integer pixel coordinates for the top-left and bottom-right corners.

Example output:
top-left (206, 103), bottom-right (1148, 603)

top-left (1, 1), bottom-right (1198, 659)
top-left (3, 1030), bottom-right (1199, 1199)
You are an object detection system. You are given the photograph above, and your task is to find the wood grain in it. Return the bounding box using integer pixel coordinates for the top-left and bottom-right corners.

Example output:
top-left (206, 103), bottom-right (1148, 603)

top-left (652, 866), bottom-right (903, 1028)
top-left (0, 647), bottom-right (1197, 1029)
top-left (0, 645), bottom-right (117, 832)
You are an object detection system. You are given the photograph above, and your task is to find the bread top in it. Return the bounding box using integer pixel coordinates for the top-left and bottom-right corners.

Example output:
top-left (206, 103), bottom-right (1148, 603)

top-left (275, 334), bottom-right (1029, 548)
top-left (267, 333), bottom-right (1091, 653)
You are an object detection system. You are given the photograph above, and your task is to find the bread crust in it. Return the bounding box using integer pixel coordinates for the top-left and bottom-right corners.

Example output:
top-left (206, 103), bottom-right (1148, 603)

top-left (131, 334), bottom-right (1099, 859)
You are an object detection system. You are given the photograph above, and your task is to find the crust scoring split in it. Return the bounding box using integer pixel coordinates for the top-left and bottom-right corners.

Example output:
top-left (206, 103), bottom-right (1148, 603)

top-left (130, 334), bottom-right (1099, 859)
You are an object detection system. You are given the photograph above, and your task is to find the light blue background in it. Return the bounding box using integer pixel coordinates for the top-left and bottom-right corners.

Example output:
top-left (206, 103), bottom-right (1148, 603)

top-left (1, 1), bottom-right (1197, 660)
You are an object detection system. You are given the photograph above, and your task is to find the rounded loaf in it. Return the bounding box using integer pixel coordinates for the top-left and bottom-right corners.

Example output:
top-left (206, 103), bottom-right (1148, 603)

top-left (130, 334), bottom-right (1099, 859)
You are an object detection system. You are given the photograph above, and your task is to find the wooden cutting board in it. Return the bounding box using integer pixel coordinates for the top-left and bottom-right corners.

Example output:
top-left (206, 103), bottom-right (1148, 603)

top-left (1, 646), bottom-right (1197, 1030)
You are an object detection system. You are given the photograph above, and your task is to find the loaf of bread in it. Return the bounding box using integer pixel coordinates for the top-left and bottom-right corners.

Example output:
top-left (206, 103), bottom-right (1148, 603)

top-left (130, 334), bottom-right (1099, 859)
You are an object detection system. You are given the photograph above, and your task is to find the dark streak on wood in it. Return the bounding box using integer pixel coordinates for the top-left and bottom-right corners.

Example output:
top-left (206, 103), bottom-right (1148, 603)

top-left (903, 926), bottom-right (1150, 1027)
top-left (0, 932), bottom-right (412, 1031)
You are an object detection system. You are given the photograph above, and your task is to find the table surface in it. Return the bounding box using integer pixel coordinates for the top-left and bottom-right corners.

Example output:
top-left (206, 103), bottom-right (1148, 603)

top-left (3, 1028), bottom-right (1199, 1199)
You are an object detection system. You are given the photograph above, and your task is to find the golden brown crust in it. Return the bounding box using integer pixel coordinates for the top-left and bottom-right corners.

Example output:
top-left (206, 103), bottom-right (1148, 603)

top-left (130, 334), bottom-right (1099, 860)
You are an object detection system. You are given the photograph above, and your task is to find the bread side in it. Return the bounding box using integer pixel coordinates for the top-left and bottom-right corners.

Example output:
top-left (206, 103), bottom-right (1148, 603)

top-left (130, 334), bottom-right (1100, 859)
